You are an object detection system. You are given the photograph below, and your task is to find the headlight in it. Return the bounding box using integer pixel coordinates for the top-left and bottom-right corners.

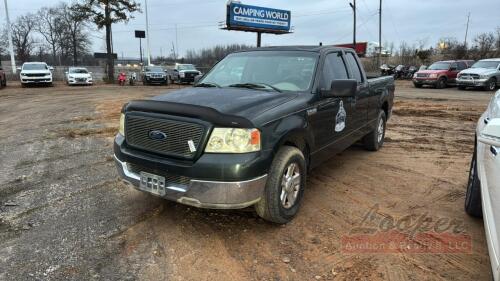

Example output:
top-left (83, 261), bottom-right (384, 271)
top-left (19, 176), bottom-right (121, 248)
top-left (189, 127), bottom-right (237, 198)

top-left (119, 113), bottom-right (125, 136)
top-left (68, 75), bottom-right (74, 79)
top-left (205, 128), bottom-right (260, 153)
top-left (413, 73), bottom-right (417, 78)
top-left (480, 74), bottom-right (488, 79)
top-left (179, 72), bottom-right (185, 78)
top-left (429, 74), bottom-right (438, 78)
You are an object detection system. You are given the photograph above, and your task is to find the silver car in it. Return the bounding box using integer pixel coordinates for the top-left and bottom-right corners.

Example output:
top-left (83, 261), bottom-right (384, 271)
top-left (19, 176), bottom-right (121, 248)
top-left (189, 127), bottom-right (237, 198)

top-left (457, 59), bottom-right (500, 91)
top-left (465, 89), bottom-right (500, 280)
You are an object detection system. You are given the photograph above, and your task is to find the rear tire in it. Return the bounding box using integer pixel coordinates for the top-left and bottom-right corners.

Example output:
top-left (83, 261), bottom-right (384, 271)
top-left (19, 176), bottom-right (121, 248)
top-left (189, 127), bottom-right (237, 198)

top-left (465, 143), bottom-right (482, 217)
top-left (363, 111), bottom-right (387, 151)
top-left (255, 146), bottom-right (306, 224)
top-left (436, 77), bottom-right (447, 89)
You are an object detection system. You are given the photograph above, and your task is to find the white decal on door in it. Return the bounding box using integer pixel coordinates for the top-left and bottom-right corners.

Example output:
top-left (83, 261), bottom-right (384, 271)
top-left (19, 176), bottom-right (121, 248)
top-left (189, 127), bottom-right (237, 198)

top-left (335, 100), bottom-right (347, 132)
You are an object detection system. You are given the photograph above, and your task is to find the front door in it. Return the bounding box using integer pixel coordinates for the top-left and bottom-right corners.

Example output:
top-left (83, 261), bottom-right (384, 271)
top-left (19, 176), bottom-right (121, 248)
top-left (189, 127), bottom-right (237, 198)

top-left (309, 51), bottom-right (354, 163)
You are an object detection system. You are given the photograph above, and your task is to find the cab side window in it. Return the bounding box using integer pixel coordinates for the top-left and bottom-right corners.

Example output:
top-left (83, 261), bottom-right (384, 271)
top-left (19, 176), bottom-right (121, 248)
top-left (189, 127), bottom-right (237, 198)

top-left (450, 62), bottom-right (458, 71)
top-left (320, 52), bottom-right (349, 90)
top-left (345, 52), bottom-right (363, 82)
top-left (457, 62), bottom-right (467, 71)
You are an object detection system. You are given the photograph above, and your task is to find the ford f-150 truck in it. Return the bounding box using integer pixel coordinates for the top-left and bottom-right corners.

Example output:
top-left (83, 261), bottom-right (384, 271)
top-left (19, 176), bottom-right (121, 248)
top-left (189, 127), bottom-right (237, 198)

top-left (114, 46), bottom-right (395, 223)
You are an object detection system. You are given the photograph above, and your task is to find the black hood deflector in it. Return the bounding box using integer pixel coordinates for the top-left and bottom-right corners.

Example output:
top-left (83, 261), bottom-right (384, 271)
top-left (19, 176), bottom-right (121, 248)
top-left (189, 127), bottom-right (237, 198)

top-left (123, 100), bottom-right (254, 128)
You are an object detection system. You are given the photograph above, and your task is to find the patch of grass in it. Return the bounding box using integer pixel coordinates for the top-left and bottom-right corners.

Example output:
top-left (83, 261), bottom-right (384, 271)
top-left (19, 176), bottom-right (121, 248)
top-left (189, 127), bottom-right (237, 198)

top-left (63, 126), bottom-right (118, 138)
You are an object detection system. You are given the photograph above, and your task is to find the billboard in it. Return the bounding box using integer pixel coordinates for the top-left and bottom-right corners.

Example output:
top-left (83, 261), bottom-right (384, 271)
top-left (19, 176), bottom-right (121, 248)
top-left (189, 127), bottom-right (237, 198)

top-left (227, 3), bottom-right (291, 33)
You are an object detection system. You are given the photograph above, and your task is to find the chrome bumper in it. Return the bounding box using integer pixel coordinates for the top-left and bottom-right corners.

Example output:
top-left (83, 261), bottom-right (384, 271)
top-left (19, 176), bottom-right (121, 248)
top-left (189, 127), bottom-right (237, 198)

top-left (114, 155), bottom-right (267, 209)
top-left (456, 78), bottom-right (488, 86)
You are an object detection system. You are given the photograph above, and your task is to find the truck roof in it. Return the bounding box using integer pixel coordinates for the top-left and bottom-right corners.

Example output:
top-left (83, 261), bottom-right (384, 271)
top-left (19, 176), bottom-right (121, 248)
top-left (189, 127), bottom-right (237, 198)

top-left (237, 45), bottom-right (353, 54)
top-left (480, 58), bottom-right (500, 62)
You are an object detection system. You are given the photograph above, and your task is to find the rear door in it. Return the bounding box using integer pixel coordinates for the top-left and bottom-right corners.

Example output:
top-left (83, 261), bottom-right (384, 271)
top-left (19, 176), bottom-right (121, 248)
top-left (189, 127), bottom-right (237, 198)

top-left (310, 51), bottom-right (353, 158)
top-left (344, 52), bottom-right (370, 139)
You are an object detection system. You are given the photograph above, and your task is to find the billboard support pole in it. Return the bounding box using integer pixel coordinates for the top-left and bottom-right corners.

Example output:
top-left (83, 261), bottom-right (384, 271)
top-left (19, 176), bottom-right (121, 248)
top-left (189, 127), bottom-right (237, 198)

top-left (139, 38), bottom-right (143, 64)
top-left (257, 32), bottom-right (261, 47)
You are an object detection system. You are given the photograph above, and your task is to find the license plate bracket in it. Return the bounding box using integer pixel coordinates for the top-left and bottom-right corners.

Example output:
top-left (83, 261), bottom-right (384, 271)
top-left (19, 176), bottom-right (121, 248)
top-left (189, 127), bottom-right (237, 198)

top-left (139, 171), bottom-right (166, 196)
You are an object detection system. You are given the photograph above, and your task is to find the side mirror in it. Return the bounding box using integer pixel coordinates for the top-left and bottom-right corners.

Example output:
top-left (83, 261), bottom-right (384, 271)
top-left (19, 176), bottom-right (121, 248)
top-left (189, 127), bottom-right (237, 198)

top-left (65, 71), bottom-right (69, 74)
top-left (450, 67), bottom-right (457, 71)
top-left (479, 118), bottom-right (500, 147)
top-left (49, 66), bottom-right (54, 71)
top-left (89, 72), bottom-right (93, 74)
top-left (194, 74), bottom-right (203, 84)
top-left (173, 69), bottom-right (178, 72)
top-left (321, 79), bottom-right (357, 98)
top-left (17, 67), bottom-right (21, 71)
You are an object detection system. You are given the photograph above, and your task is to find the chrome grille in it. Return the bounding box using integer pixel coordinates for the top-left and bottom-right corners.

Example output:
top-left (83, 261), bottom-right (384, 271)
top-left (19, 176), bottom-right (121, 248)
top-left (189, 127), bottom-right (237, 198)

top-left (460, 74), bottom-right (480, 79)
top-left (125, 114), bottom-right (205, 159)
top-left (127, 163), bottom-right (191, 186)
top-left (417, 73), bottom-right (429, 78)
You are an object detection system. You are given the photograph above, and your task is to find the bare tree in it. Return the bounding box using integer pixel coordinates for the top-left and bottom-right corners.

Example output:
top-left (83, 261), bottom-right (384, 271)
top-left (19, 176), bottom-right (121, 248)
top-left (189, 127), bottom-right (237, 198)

top-left (11, 14), bottom-right (37, 63)
top-left (473, 32), bottom-right (495, 59)
top-left (73, 0), bottom-right (140, 82)
top-left (60, 3), bottom-right (90, 65)
top-left (36, 6), bottom-right (65, 65)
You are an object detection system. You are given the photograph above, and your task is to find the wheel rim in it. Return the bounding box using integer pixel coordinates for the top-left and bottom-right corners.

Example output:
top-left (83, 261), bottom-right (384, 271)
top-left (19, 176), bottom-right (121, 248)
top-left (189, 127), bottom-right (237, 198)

top-left (377, 118), bottom-right (385, 143)
top-left (489, 80), bottom-right (496, 90)
top-left (280, 162), bottom-right (301, 209)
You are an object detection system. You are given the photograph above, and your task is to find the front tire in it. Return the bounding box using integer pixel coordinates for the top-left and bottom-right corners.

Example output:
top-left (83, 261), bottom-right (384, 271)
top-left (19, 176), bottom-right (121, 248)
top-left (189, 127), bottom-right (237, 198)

top-left (436, 77), bottom-right (447, 89)
top-left (363, 110), bottom-right (387, 151)
top-left (485, 78), bottom-right (497, 91)
top-left (255, 146), bottom-right (306, 224)
top-left (465, 144), bottom-right (482, 217)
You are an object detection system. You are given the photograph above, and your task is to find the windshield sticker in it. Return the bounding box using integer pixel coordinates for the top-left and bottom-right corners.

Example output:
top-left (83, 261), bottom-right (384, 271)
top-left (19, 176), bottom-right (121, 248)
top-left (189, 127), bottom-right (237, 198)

top-left (335, 101), bottom-right (347, 132)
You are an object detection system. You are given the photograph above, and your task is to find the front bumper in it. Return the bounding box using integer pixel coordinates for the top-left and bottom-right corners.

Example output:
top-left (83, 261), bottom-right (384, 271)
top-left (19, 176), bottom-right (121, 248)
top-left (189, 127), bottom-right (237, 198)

top-left (114, 155), bottom-right (267, 209)
top-left (144, 76), bottom-right (167, 84)
top-left (68, 79), bottom-right (93, 85)
top-left (21, 77), bottom-right (52, 83)
top-left (114, 134), bottom-right (272, 209)
top-left (412, 78), bottom-right (438, 85)
top-left (457, 78), bottom-right (488, 87)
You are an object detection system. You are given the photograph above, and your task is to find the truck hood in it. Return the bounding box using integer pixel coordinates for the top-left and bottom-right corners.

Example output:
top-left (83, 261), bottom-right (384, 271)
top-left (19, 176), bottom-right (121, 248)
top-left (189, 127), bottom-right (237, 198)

top-left (21, 70), bottom-right (51, 75)
top-left (459, 68), bottom-right (497, 75)
top-left (68, 73), bottom-right (91, 78)
top-left (152, 87), bottom-right (297, 121)
top-left (416, 69), bottom-right (448, 75)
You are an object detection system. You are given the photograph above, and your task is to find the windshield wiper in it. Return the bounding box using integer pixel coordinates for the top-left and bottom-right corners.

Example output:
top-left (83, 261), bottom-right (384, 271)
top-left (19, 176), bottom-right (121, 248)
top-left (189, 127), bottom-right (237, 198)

top-left (194, 82), bottom-right (220, 88)
top-left (228, 83), bottom-right (282, 92)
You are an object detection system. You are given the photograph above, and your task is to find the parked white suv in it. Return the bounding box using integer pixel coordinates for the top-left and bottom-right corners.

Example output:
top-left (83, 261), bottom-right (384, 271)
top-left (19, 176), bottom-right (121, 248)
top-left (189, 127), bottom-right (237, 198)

top-left (65, 67), bottom-right (93, 86)
top-left (465, 89), bottom-right (500, 280)
top-left (19, 62), bottom-right (53, 87)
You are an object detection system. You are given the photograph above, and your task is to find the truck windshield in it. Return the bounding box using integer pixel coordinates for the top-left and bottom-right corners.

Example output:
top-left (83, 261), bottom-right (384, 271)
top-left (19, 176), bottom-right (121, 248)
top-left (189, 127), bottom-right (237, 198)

top-left (471, 61), bottom-right (500, 69)
top-left (428, 62), bottom-right (450, 70)
top-left (178, 64), bottom-right (196, 71)
top-left (70, 68), bottom-right (88, 74)
top-left (200, 51), bottom-right (318, 92)
top-left (23, 64), bottom-right (48, 70)
top-left (145, 66), bottom-right (164, 72)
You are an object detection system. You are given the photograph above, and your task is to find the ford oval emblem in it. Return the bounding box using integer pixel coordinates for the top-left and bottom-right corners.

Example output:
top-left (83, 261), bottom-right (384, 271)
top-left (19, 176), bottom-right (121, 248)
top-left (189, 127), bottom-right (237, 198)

top-left (149, 130), bottom-right (167, 141)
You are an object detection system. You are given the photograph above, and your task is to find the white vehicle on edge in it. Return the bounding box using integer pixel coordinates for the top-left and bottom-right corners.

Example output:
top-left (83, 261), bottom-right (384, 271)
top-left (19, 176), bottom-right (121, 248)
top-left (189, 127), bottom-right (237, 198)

top-left (465, 89), bottom-right (500, 281)
top-left (19, 62), bottom-right (53, 87)
top-left (65, 67), bottom-right (93, 86)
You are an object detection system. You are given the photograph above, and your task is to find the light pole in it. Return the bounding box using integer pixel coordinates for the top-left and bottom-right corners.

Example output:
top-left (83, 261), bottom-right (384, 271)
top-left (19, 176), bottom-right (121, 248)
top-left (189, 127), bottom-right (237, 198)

top-left (349, 0), bottom-right (356, 50)
top-left (3, 0), bottom-right (16, 74)
top-left (145, 0), bottom-right (151, 66)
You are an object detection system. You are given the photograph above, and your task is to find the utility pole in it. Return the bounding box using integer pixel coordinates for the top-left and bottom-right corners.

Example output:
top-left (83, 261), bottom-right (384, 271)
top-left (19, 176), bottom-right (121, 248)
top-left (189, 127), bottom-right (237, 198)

top-left (175, 24), bottom-right (179, 60)
top-left (145, 0), bottom-right (151, 66)
top-left (257, 32), bottom-right (262, 47)
top-left (349, 0), bottom-right (356, 50)
top-left (3, 0), bottom-right (16, 74)
top-left (378, 0), bottom-right (382, 67)
top-left (464, 12), bottom-right (470, 47)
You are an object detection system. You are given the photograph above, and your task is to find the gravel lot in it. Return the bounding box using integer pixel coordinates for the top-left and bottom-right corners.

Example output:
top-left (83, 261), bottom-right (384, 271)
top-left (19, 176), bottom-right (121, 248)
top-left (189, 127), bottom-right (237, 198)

top-left (0, 81), bottom-right (495, 280)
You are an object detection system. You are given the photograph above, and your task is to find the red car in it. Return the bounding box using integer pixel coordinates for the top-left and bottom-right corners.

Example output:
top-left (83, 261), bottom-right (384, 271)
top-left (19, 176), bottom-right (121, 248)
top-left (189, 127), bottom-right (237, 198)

top-left (413, 60), bottom-right (474, 89)
top-left (0, 66), bottom-right (6, 89)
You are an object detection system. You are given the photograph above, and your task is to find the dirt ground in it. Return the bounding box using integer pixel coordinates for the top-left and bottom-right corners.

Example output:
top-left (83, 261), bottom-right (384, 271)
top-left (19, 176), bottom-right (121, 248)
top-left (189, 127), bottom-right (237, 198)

top-left (0, 81), bottom-right (496, 281)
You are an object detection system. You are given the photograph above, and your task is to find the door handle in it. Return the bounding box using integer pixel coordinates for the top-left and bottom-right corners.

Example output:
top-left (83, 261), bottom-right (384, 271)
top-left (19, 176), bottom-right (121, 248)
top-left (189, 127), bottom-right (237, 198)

top-left (492, 146), bottom-right (499, 156)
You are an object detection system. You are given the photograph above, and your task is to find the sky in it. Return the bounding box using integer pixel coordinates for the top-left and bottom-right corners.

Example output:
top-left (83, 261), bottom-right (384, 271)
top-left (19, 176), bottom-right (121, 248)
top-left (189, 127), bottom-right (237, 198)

top-left (1, 0), bottom-right (500, 58)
